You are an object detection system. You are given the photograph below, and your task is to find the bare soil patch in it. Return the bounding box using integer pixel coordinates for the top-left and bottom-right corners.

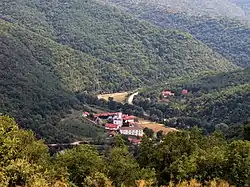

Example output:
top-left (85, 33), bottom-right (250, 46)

top-left (140, 118), bottom-right (177, 134)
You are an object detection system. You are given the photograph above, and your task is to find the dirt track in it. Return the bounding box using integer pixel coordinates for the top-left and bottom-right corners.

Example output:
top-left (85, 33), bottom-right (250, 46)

top-left (127, 92), bottom-right (139, 105)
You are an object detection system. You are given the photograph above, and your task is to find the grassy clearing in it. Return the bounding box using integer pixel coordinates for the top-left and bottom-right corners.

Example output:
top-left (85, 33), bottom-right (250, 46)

top-left (97, 92), bottom-right (129, 103)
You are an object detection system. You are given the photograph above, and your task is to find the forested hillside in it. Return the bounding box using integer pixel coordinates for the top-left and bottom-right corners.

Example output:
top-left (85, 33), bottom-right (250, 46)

top-left (0, 0), bottom-right (238, 92)
top-left (105, 0), bottom-right (250, 67)
top-left (0, 0), bottom-right (241, 142)
top-left (134, 69), bottom-right (250, 135)
top-left (1, 116), bottom-right (250, 186)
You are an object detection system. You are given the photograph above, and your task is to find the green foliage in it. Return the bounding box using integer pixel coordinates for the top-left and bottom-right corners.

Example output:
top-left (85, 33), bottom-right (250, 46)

top-left (143, 127), bottom-right (154, 138)
top-left (56, 118), bottom-right (106, 140)
top-left (0, 115), bottom-right (249, 186)
top-left (0, 0), bottom-right (242, 143)
top-left (137, 129), bottom-right (250, 186)
top-left (55, 145), bottom-right (106, 186)
top-left (244, 122), bottom-right (250, 141)
top-left (106, 0), bottom-right (250, 67)
top-left (0, 0), bottom-right (238, 92)
top-left (104, 0), bottom-right (250, 21)
top-left (134, 69), bottom-right (250, 135)
top-left (0, 116), bottom-right (69, 186)
top-left (107, 147), bottom-right (141, 187)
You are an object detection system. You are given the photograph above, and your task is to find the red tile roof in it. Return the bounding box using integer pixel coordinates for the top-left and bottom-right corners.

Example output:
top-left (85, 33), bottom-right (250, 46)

top-left (105, 123), bottom-right (119, 130)
top-left (94, 112), bottom-right (118, 117)
top-left (182, 89), bottom-right (188, 95)
top-left (128, 137), bottom-right (141, 144)
top-left (120, 123), bottom-right (142, 130)
top-left (123, 115), bottom-right (137, 120)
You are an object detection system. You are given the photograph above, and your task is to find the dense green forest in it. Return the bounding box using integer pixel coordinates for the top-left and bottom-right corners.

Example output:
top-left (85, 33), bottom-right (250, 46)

top-left (105, 0), bottom-right (250, 67)
top-left (0, 116), bottom-right (249, 186)
top-left (0, 0), bottom-right (250, 185)
top-left (0, 0), bottom-right (238, 92)
top-left (0, 0), bottom-right (241, 143)
top-left (133, 69), bottom-right (250, 136)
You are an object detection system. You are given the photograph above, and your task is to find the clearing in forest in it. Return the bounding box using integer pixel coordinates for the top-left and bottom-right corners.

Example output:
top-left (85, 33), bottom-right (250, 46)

top-left (140, 118), bottom-right (177, 134)
top-left (97, 92), bottom-right (129, 103)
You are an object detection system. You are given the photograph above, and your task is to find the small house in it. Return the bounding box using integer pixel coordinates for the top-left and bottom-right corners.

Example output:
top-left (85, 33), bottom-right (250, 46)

top-left (123, 115), bottom-right (137, 124)
top-left (82, 112), bottom-right (90, 117)
top-left (162, 90), bottom-right (175, 97)
top-left (105, 123), bottom-right (119, 131)
top-left (181, 89), bottom-right (188, 95)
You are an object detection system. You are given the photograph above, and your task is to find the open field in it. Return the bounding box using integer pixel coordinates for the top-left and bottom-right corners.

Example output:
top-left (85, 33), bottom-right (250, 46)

top-left (97, 92), bottom-right (129, 103)
top-left (140, 118), bottom-right (177, 134)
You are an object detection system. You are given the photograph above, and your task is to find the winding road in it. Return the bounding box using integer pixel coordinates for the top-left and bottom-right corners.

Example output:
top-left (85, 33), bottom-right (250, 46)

top-left (127, 92), bottom-right (139, 105)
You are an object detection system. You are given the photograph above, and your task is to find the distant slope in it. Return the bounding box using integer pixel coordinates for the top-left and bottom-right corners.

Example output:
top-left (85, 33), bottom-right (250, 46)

top-left (231, 0), bottom-right (250, 19)
top-left (0, 0), bottom-right (238, 92)
top-left (103, 0), bottom-right (248, 20)
top-left (134, 69), bottom-right (250, 131)
top-left (0, 20), bottom-right (101, 143)
top-left (140, 69), bottom-right (250, 96)
top-left (104, 0), bottom-right (250, 68)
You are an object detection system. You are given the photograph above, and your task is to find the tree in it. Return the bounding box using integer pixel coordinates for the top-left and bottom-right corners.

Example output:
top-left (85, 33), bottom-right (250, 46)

top-left (215, 123), bottom-right (229, 134)
top-left (55, 145), bottom-right (106, 186)
top-left (138, 136), bottom-right (155, 168)
top-left (143, 128), bottom-right (154, 138)
top-left (0, 116), bottom-right (69, 186)
top-left (157, 130), bottom-right (164, 140)
top-left (243, 122), bottom-right (250, 141)
top-left (83, 172), bottom-right (113, 187)
top-left (107, 147), bottom-right (140, 186)
top-left (226, 140), bottom-right (250, 186)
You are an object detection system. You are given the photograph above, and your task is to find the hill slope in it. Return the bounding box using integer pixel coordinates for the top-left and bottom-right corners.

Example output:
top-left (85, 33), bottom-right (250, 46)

top-left (0, 0), bottom-right (238, 93)
top-left (134, 69), bottom-right (250, 132)
top-left (0, 20), bottom-right (104, 143)
top-left (0, 0), bottom-right (240, 142)
top-left (104, 0), bottom-right (250, 68)
top-left (231, 0), bottom-right (250, 19)
top-left (103, 0), bottom-right (249, 20)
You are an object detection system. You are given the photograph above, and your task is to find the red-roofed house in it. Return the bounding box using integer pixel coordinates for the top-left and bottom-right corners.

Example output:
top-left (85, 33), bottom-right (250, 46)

top-left (128, 137), bottom-right (141, 145)
top-left (162, 90), bottom-right (175, 97)
top-left (123, 115), bottom-right (137, 123)
top-left (105, 123), bottom-right (119, 131)
top-left (82, 112), bottom-right (90, 117)
top-left (181, 89), bottom-right (188, 95)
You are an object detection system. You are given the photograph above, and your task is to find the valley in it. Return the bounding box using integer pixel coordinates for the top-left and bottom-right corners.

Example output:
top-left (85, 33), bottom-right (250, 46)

top-left (0, 0), bottom-right (250, 186)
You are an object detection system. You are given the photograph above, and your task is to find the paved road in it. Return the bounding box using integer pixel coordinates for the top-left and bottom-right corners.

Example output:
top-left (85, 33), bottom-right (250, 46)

top-left (127, 92), bottom-right (139, 105)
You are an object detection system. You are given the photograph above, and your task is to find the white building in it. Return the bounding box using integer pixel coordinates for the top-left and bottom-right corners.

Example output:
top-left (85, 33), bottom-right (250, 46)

top-left (119, 123), bottom-right (143, 137)
top-left (113, 112), bottom-right (123, 127)
top-left (122, 115), bottom-right (137, 124)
